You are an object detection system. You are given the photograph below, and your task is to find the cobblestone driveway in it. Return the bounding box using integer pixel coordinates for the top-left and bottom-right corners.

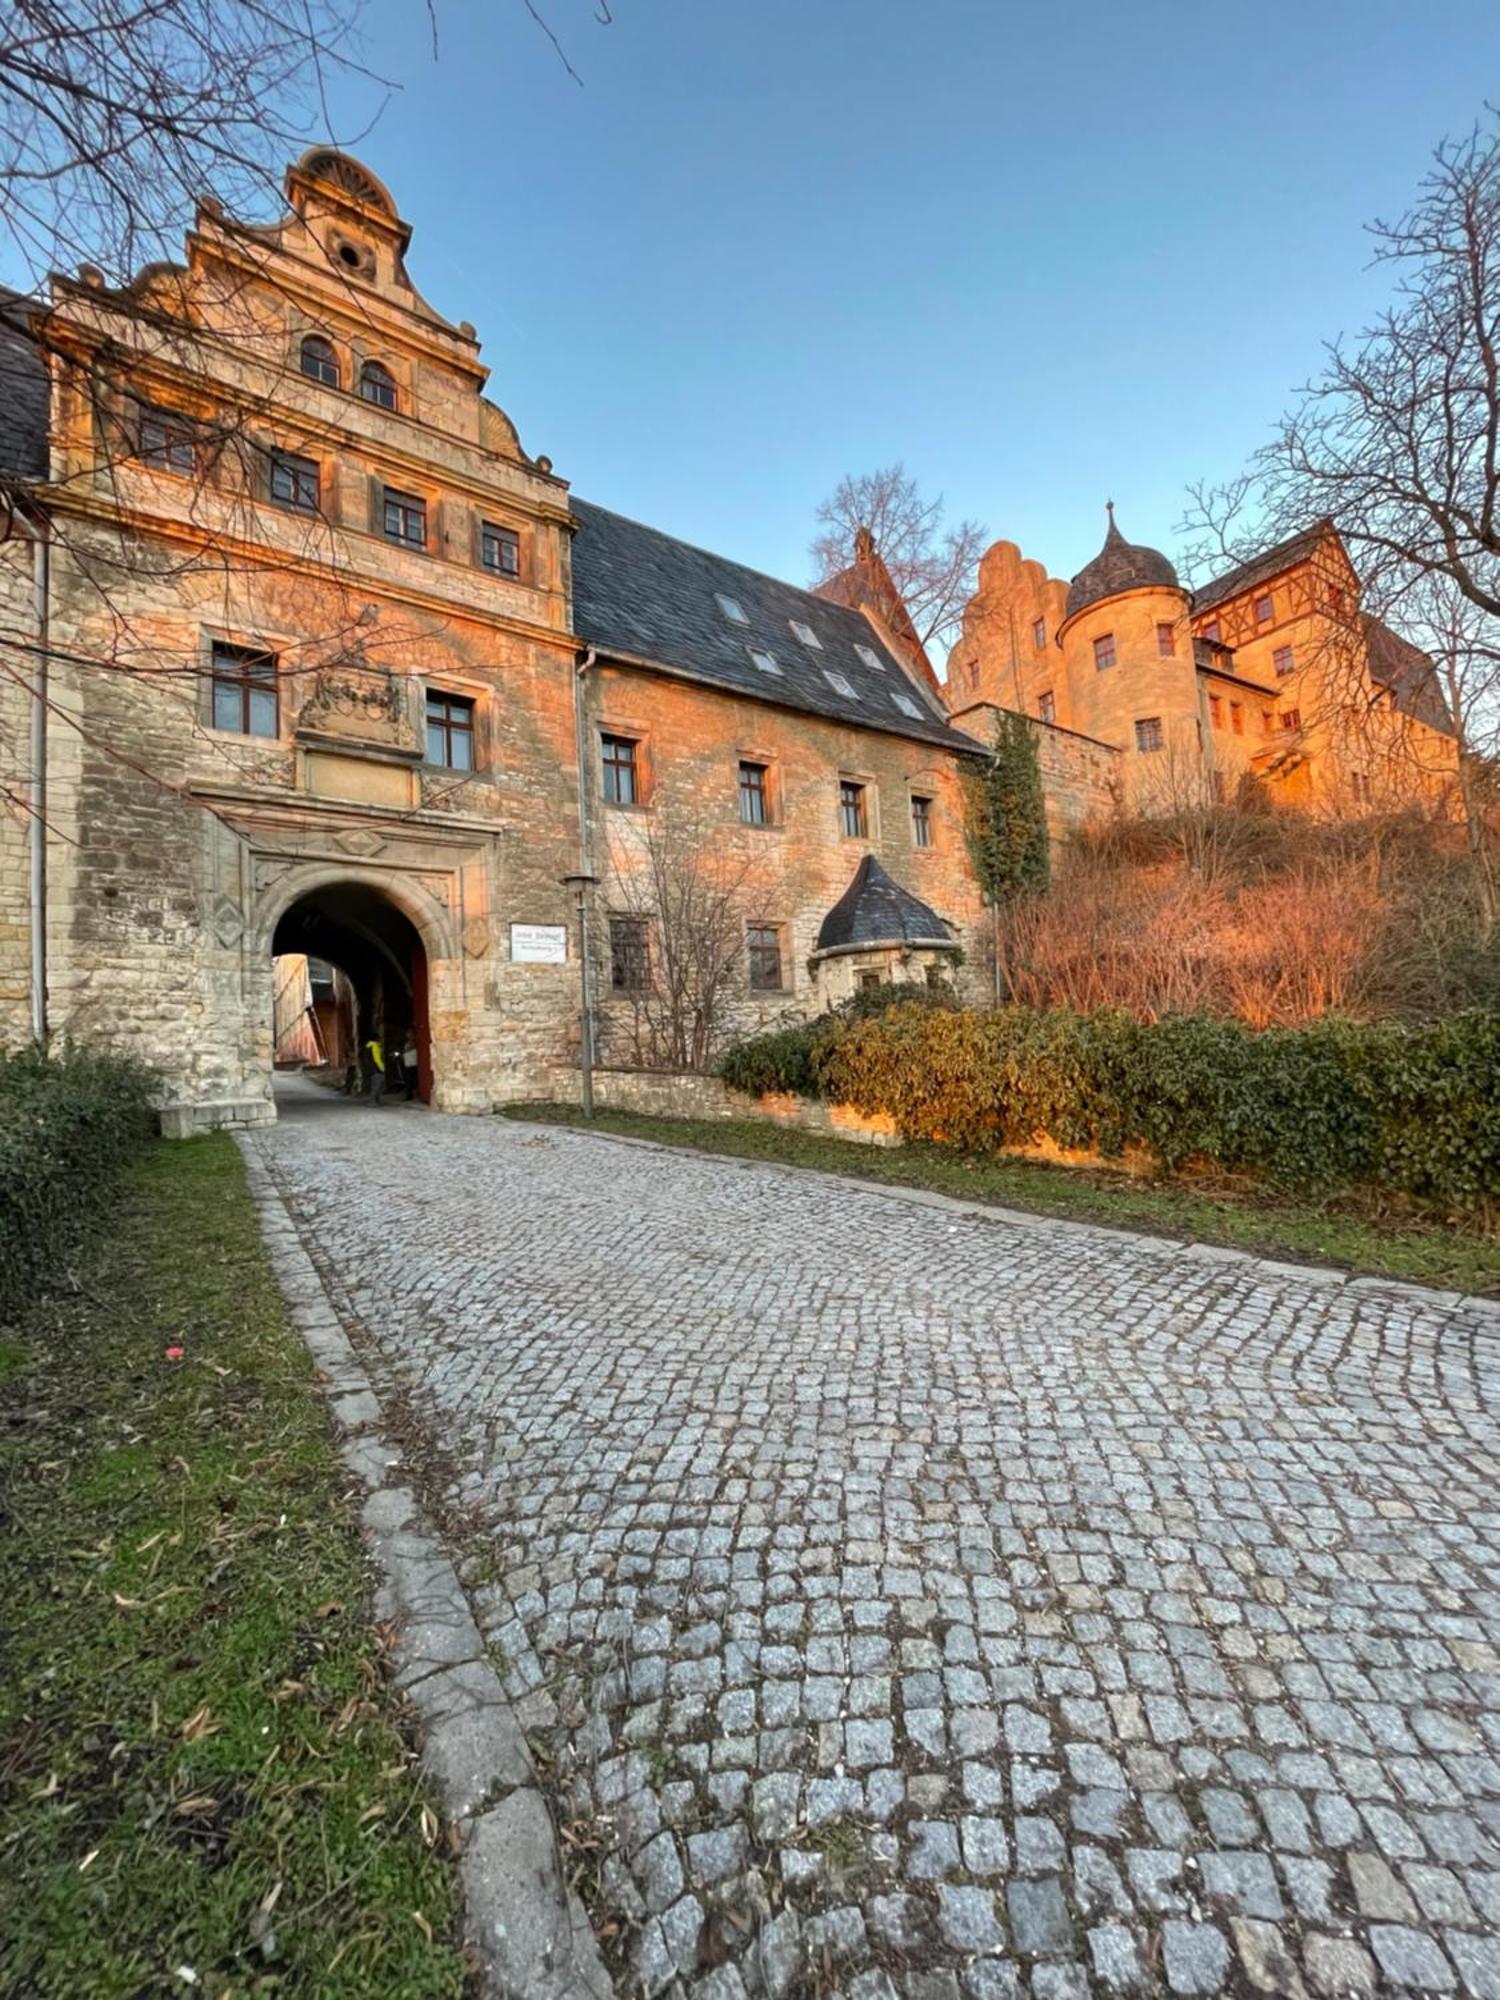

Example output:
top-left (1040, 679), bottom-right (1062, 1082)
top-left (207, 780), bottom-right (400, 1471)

top-left (255, 1088), bottom-right (1500, 1999)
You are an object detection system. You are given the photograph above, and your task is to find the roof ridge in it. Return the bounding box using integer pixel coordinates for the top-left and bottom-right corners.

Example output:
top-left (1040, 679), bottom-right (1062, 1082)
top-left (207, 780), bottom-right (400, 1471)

top-left (571, 496), bottom-right (858, 620)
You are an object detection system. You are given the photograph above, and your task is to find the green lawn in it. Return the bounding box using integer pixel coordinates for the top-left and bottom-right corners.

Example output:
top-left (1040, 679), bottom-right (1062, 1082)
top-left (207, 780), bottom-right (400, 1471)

top-left (505, 1103), bottom-right (1500, 1297)
top-left (0, 1136), bottom-right (465, 1999)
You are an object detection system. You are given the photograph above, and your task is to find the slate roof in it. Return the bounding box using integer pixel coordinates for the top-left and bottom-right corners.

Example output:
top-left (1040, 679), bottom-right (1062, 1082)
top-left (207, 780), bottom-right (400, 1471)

top-left (0, 287), bottom-right (49, 483)
top-left (1065, 505), bottom-right (1180, 619)
top-left (1192, 523), bottom-right (1330, 615)
top-left (1363, 615), bottom-right (1456, 736)
top-left (814, 854), bottom-right (955, 956)
top-left (569, 499), bottom-right (980, 754)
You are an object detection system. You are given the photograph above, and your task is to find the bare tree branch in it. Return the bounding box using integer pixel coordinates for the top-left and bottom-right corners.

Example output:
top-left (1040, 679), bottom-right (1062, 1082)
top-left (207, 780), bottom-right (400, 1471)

top-left (810, 463), bottom-right (985, 659)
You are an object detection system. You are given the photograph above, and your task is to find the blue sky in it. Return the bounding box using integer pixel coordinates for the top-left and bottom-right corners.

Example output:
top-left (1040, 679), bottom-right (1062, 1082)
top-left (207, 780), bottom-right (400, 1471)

top-left (123, 4), bottom-right (1500, 607)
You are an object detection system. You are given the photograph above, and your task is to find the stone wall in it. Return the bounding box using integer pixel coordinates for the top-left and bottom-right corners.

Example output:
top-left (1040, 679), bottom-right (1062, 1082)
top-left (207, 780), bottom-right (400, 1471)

top-left (561, 1065), bottom-right (903, 1147)
top-left (0, 535), bottom-right (37, 1042)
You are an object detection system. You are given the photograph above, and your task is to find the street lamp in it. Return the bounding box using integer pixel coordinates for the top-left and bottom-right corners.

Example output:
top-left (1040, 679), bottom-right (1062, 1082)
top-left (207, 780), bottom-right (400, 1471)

top-left (561, 871), bottom-right (601, 1116)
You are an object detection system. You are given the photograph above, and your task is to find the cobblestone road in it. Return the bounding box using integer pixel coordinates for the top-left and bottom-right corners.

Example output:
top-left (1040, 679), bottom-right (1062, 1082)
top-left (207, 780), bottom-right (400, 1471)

top-left (255, 1086), bottom-right (1500, 1999)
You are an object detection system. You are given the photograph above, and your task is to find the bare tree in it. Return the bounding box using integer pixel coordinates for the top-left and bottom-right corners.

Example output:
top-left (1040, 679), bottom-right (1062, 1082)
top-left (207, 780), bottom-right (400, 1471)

top-left (810, 463), bottom-right (986, 658)
top-left (603, 803), bottom-right (769, 1072)
top-left (1181, 110), bottom-right (1500, 926)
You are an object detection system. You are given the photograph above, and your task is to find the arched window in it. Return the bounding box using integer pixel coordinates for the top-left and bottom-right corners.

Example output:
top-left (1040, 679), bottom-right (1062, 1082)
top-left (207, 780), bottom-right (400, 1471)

top-left (300, 335), bottom-right (339, 389)
top-left (360, 360), bottom-right (397, 411)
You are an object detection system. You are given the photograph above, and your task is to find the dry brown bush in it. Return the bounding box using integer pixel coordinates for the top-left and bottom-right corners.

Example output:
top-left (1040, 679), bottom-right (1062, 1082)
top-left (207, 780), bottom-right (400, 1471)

top-left (1001, 806), bottom-right (1497, 1026)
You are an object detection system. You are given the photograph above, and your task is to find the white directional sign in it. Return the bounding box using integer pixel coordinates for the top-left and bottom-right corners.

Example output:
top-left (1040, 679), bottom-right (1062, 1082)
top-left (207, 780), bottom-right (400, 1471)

top-left (509, 923), bottom-right (568, 964)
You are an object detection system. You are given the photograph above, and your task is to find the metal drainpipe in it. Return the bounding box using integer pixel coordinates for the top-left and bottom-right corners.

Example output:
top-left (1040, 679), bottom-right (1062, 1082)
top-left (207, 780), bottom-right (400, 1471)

top-left (572, 645), bottom-right (599, 1114)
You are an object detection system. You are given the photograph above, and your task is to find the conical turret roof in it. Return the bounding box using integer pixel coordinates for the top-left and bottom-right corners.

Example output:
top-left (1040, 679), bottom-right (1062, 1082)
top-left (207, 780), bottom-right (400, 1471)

top-left (1065, 502), bottom-right (1181, 619)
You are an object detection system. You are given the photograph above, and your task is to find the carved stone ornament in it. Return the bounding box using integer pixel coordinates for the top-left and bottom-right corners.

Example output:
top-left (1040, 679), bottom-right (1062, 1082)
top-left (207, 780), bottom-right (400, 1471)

top-left (463, 917), bottom-right (491, 960)
top-left (333, 827), bottom-right (387, 858)
top-left (210, 893), bottom-right (245, 948)
top-left (294, 660), bottom-right (421, 757)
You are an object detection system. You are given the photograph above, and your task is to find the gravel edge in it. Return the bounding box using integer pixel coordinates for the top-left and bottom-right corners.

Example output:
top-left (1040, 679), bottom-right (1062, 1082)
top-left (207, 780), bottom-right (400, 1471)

top-left (238, 1135), bottom-right (614, 2000)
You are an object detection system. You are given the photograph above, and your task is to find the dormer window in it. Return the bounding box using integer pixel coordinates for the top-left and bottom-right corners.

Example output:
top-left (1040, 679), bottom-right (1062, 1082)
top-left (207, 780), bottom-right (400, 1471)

top-left (717, 594), bottom-right (748, 624)
top-left (747, 648), bottom-right (782, 676)
top-left (891, 691), bottom-right (923, 720)
top-left (854, 643), bottom-right (885, 671)
top-left (823, 670), bottom-right (857, 700)
top-left (360, 360), bottom-right (397, 411)
top-left (299, 335), bottom-right (339, 389)
top-left (790, 619), bottom-right (822, 649)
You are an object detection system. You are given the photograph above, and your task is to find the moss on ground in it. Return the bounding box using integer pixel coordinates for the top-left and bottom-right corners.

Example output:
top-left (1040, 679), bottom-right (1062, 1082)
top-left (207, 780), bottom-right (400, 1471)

top-left (0, 1135), bottom-right (465, 1998)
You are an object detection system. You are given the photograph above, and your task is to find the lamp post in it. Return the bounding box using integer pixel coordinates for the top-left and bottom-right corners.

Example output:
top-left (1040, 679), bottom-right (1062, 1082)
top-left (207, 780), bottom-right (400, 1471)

top-left (562, 871), bottom-right (601, 1116)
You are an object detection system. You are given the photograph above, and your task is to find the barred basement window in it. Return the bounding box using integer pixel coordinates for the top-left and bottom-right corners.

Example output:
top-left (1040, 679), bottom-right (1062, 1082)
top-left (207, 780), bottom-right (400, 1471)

top-left (747, 924), bottom-right (784, 991)
top-left (425, 691), bottom-right (475, 769)
top-left (269, 449), bottom-right (320, 512)
top-left (610, 916), bottom-right (649, 991)
top-left (481, 521), bottom-right (520, 577)
top-left (211, 642), bottom-right (278, 737)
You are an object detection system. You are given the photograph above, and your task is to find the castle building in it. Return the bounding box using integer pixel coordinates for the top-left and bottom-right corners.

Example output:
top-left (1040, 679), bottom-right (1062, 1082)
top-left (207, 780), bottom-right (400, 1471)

top-left (0, 153), bottom-right (984, 1126)
top-left (947, 506), bottom-right (1460, 820)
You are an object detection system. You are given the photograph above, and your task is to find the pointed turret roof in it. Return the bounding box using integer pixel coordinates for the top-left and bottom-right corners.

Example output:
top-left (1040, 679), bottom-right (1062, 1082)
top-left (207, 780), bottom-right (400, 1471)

top-left (1065, 502), bottom-right (1181, 620)
top-left (814, 855), bottom-right (955, 956)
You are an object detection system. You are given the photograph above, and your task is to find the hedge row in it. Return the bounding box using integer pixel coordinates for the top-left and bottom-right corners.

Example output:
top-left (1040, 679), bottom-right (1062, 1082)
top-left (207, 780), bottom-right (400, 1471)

top-left (0, 1043), bottom-right (157, 1323)
top-left (722, 1003), bottom-right (1500, 1209)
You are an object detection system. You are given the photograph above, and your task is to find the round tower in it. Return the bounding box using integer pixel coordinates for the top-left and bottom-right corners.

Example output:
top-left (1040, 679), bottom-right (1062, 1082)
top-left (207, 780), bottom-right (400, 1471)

top-left (1056, 505), bottom-right (1198, 782)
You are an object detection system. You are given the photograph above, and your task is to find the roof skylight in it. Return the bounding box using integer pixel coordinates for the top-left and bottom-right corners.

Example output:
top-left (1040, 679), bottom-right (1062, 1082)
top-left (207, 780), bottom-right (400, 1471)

top-left (747, 648), bottom-right (782, 676)
top-left (790, 619), bottom-right (822, 649)
top-left (854, 643), bottom-right (884, 671)
top-left (891, 691), bottom-right (924, 720)
top-left (823, 669), bottom-right (858, 699)
top-left (717, 593), bottom-right (748, 624)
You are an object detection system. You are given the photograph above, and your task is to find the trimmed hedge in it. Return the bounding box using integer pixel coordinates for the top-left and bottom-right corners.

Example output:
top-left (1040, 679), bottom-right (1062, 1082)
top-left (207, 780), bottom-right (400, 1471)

top-left (722, 1003), bottom-right (1500, 1210)
top-left (0, 1043), bottom-right (157, 1323)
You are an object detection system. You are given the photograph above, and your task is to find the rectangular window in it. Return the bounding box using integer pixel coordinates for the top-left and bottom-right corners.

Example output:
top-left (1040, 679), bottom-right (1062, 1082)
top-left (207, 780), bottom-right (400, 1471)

top-left (747, 648), bottom-right (782, 676)
top-left (789, 619), bottom-right (821, 649)
top-left (480, 521), bottom-right (520, 577)
top-left (1273, 644), bottom-right (1295, 677)
top-left (839, 779), bottom-right (868, 839)
top-left (609, 915), bottom-right (649, 992)
top-left (425, 690), bottom-right (475, 769)
top-left (601, 732), bottom-right (639, 806)
top-left (717, 593), bottom-right (748, 624)
top-left (1209, 693), bottom-right (1223, 727)
top-left (1032, 617), bottom-right (1046, 649)
top-left (1280, 708), bottom-right (1302, 731)
top-left (910, 794), bottom-right (933, 849)
top-left (747, 924), bottom-right (784, 992)
top-left (383, 487), bottom-right (426, 548)
top-left (738, 759), bottom-right (769, 825)
top-left (1254, 592), bottom-right (1273, 625)
top-left (1134, 716), bottom-right (1164, 753)
top-left (1093, 633), bottom-right (1117, 671)
top-left (269, 449), bottom-right (320, 512)
top-left (210, 642), bottom-right (278, 737)
top-left (1202, 619), bottom-right (1221, 643)
top-left (1231, 701), bottom-right (1244, 735)
top-left (138, 406), bottom-right (194, 475)
top-left (1037, 689), bottom-right (1056, 725)
top-left (854, 643), bottom-right (884, 671)
top-left (1156, 621), bottom-right (1176, 657)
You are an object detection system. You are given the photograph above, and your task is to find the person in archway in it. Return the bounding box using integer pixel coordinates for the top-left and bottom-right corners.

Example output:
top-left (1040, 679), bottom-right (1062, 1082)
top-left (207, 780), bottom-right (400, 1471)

top-left (400, 1029), bottom-right (420, 1101)
top-left (363, 1032), bottom-right (387, 1107)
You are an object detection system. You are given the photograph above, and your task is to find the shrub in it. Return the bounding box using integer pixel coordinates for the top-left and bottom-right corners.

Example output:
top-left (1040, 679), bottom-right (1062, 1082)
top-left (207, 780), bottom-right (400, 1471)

top-left (737, 1001), bottom-right (1499, 1212)
top-left (0, 1042), bottom-right (157, 1323)
top-left (719, 981), bottom-right (960, 1098)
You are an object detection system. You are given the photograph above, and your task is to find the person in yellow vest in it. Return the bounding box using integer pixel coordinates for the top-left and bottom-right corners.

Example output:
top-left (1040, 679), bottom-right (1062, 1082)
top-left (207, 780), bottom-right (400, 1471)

top-left (363, 1034), bottom-right (386, 1107)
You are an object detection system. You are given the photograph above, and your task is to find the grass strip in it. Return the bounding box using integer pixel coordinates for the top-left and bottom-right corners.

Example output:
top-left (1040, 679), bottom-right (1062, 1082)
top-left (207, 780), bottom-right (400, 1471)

top-left (0, 1134), bottom-right (465, 1998)
top-left (503, 1103), bottom-right (1499, 1297)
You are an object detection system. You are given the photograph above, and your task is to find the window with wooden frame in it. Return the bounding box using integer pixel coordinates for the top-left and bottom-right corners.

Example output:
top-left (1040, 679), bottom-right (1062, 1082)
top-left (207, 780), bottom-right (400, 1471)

top-left (299, 334), bottom-right (339, 388)
top-left (138, 405), bottom-right (195, 475)
top-left (1037, 689), bottom-right (1056, 725)
top-left (839, 778), bottom-right (868, 839)
top-left (1254, 591), bottom-right (1273, 625)
top-left (425, 691), bottom-right (475, 769)
top-left (382, 487), bottom-right (426, 549)
top-left (210, 641), bottom-right (278, 737)
top-left (747, 924), bottom-right (785, 992)
top-left (1273, 644), bottom-right (1295, 676)
top-left (738, 760), bottom-right (770, 825)
top-left (1134, 716), bottom-right (1164, 753)
top-left (910, 794), bottom-right (933, 849)
top-left (1032, 617), bottom-right (1046, 649)
top-left (1093, 633), bottom-right (1117, 670)
top-left (359, 360), bottom-right (397, 410)
top-left (1202, 618), bottom-right (1221, 643)
top-left (601, 733), bottom-right (639, 806)
top-left (1156, 621), bottom-right (1176, 657)
top-left (268, 449), bottom-right (320, 513)
top-left (1280, 708), bottom-right (1302, 732)
top-left (609, 915), bottom-right (650, 992)
top-left (480, 521), bottom-right (520, 578)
